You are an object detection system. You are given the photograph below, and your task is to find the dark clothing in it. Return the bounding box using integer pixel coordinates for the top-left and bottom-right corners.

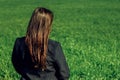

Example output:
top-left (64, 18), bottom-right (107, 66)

top-left (12, 37), bottom-right (70, 80)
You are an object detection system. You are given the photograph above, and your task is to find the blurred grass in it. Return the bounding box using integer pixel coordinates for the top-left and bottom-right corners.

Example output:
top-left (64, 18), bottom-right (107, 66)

top-left (0, 0), bottom-right (120, 80)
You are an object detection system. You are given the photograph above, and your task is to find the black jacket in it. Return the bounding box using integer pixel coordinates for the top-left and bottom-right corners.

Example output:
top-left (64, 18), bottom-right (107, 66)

top-left (12, 37), bottom-right (70, 80)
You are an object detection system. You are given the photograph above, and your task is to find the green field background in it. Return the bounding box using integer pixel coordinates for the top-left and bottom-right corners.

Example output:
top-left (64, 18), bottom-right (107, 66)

top-left (0, 0), bottom-right (120, 80)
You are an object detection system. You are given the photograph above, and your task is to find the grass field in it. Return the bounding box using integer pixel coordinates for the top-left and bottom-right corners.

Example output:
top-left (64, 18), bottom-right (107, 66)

top-left (0, 0), bottom-right (120, 80)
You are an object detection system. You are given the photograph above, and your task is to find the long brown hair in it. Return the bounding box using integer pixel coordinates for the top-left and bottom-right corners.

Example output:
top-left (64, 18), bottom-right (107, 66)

top-left (25, 7), bottom-right (53, 69)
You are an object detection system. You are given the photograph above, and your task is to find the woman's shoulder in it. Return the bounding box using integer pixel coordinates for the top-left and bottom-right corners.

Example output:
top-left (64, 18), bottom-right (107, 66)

top-left (48, 39), bottom-right (61, 53)
top-left (16, 36), bottom-right (25, 41)
top-left (14, 36), bottom-right (26, 46)
top-left (48, 39), bottom-right (60, 48)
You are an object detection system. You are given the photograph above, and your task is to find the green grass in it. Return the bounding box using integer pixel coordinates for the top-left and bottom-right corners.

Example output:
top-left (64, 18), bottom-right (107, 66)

top-left (0, 0), bottom-right (120, 80)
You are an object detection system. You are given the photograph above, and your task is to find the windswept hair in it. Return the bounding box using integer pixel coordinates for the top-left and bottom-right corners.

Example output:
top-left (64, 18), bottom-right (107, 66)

top-left (25, 7), bottom-right (53, 69)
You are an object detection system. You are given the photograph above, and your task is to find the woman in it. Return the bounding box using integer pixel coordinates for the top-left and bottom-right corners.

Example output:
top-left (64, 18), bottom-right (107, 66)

top-left (12, 7), bottom-right (70, 80)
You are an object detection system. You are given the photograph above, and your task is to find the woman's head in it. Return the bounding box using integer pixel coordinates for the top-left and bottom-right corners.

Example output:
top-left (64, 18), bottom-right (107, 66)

top-left (25, 7), bottom-right (54, 69)
top-left (27, 7), bottom-right (53, 37)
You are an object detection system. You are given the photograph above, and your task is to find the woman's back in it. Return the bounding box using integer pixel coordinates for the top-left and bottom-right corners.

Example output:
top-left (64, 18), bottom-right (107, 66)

top-left (12, 37), bottom-right (70, 80)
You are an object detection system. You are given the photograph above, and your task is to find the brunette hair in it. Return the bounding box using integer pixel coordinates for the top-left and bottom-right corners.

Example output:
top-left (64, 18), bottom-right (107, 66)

top-left (25, 7), bottom-right (53, 69)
